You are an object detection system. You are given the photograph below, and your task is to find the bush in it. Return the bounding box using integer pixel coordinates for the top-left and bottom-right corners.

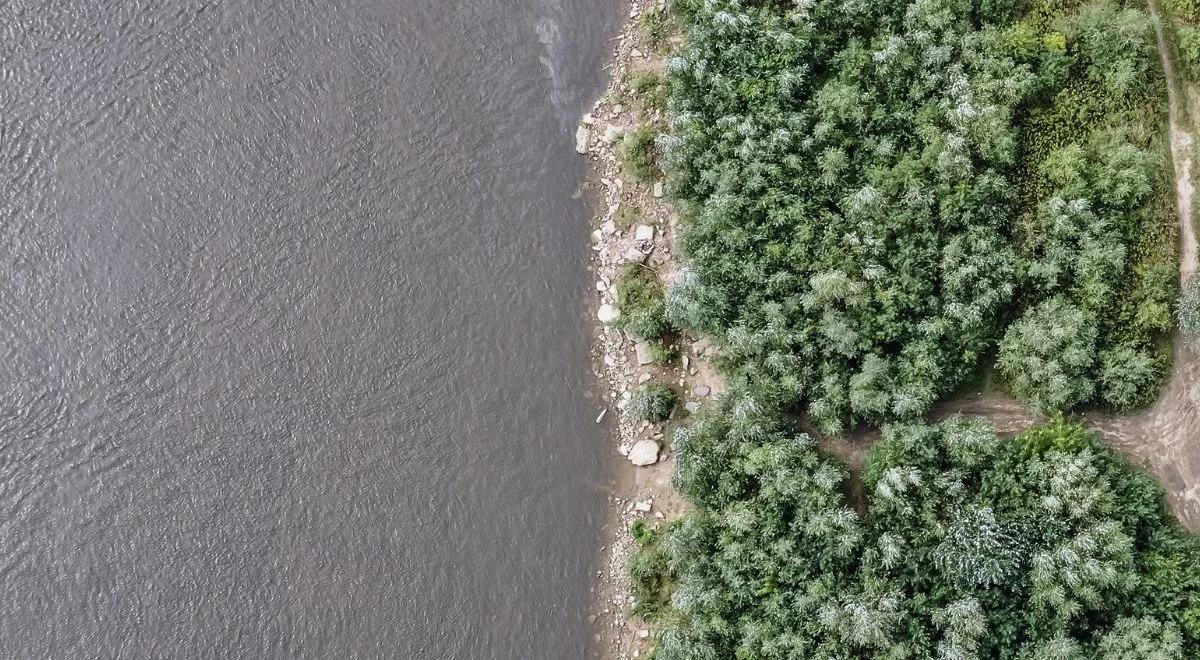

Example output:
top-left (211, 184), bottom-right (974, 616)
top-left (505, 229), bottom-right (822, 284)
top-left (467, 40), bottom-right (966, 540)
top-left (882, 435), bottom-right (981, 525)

top-left (1179, 277), bottom-right (1200, 343)
top-left (615, 263), bottom-right (673, 340)
top-left (1179, 26), bottom-right (1200, 76)
top-left (1100, 344), bottom-right (1163, 412)
top-left (619, 125), bottom-right (659, 182)
top-left (630, 71), bottom-right (669, 116)
top-left (998, 298), bottom-right (1098, 412)
top-left (628, 382), bottom-right (677, 421)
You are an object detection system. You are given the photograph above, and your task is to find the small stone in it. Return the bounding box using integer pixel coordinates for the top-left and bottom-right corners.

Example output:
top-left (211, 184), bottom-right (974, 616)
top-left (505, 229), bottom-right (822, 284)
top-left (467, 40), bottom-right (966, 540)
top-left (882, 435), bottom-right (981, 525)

top-left (612, 104), bottom-right (625, 115)
top-left (581, 113), bottom-right (596, 126)
top-left (590, 229), bottom-right (603, 244)
top-left (684, 401), bottom-right (701, 414)
top-left (638, 629), bottom-right (650, 639)
top-left (602, 220), bottom-right (617, 235)
top-left (598, 304), bottom-right (621, 324)
top-left (629, 439), bottom-right (660, 466)
top-left (603, 124), bottom-right (625, 144)
top-left (575, 125), bottom-right (590, 154)
top-left (652, 181), bottom-right (664, 198)
top-left (634, 500), bottom-right (652, 512)
top-left (617, 443), bottom-right (631, 456)
top-left (638, 372), bottom-right (652, 384)
top-left (694, 384), bottom-right (711, 397)
top-left (681, 355), bottom-right (690, 371)
top-left (631, 48), bottom-right (645, 58)
top-left (595, 280), bottom-right (607, 292)
top-left (634, 224), bottom-right (655, 242)
top-left (635, 342), bottom-right (654, 365)
top-left (623, 246), bottom-right (648, 264)
top-left (654, 511), bottom-right (666, 520)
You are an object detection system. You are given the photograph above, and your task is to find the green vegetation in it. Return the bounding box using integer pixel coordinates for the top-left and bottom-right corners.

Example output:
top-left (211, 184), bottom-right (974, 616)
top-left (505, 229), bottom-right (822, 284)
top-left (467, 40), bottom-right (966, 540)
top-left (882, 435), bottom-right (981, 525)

top-left (620, 124), bottom-right (661, 182)
top-left (619, 0), bottom-right (1200, 656)
top-left (653, 408), bottom-right (1200, 658)
top-left (640, 3), bottom-right (677, 55)
top-left (1180, 277), bottom-right (1200, 342)
top-left (630, 71), bottom-right (670, 116)
top-left (628, 382), bottom-right (678, 421)
top-left (663, 0), bottom-right (1174, 429)
top-left (616, 263), bottom-right (673, 340)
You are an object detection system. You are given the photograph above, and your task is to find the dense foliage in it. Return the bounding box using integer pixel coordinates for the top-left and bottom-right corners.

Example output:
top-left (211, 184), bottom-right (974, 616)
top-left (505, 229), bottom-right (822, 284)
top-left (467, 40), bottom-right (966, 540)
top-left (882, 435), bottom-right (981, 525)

top-left (661, 0), bottom-right (1175, 428)
top-left (641, 404), bottom-right (1200, 658)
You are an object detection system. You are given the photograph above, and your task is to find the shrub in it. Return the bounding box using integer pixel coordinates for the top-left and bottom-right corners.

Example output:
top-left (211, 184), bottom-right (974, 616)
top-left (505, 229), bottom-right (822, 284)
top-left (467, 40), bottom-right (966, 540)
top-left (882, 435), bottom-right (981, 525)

top-left (630, 71), bottom-right (669, 116)
top-left (1179, 26), bottom-right (1200, 76)
top-left (615, 263), bottom-right (673, 340)
top-left (628, 382), bottom-right (677, 421)
top-left (998, 298), bottom-right (1098, 412)
top-left (1100, 344), bottom-right (1162, 412)
top-left (619, 125), bottom-right (659, 182)
top-left (1179, 276), bottom-right (1200, 343)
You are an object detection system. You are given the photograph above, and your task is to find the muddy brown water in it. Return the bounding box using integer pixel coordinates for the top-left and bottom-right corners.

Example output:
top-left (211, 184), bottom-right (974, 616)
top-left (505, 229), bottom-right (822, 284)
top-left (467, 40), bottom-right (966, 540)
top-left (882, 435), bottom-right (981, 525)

top-left (0, 1), bottom-right (620, 657)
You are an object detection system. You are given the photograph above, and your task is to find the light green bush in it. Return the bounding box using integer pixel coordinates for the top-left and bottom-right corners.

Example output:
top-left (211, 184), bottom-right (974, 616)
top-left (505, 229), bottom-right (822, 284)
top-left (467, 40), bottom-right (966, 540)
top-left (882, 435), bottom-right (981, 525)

top-left (628, 382), bottom-right (677, 421)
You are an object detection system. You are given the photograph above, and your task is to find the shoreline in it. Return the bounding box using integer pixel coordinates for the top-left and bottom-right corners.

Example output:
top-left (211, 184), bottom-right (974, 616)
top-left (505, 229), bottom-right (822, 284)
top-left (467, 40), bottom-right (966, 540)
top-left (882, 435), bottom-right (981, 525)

top-left (575, 1), bottom-right (720, 657)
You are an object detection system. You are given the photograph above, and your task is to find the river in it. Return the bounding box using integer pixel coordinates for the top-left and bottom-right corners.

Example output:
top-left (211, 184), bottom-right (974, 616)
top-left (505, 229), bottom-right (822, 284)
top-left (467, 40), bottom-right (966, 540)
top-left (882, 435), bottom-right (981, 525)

top-left (0, 0), bottom-right (619, 656)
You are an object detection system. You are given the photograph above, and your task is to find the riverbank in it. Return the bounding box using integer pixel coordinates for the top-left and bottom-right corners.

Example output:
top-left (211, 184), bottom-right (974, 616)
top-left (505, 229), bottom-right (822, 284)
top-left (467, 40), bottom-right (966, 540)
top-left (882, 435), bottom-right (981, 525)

top-left (576, 2), bottom-right (720, 657)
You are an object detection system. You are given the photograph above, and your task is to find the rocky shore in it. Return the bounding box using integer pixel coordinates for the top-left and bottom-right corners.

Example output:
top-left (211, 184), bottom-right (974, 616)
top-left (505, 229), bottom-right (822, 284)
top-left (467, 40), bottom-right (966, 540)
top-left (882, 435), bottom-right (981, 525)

top-left (577, 2), bottom-right (723, 658)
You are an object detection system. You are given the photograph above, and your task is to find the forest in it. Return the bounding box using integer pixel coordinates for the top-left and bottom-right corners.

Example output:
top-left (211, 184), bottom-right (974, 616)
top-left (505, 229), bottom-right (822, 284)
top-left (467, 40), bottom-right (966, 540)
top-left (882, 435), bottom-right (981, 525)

top-left (662, 0), bottom-right (1177, 429)
top-left (625, 0), bottom-right (1200, 656)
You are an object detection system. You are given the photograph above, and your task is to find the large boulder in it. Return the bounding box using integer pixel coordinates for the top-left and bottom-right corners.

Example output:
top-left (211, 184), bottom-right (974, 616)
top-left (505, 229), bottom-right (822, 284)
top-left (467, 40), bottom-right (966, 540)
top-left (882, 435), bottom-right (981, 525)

top-left (628, 439), bottom-right (660, 466)
top-left (598, 303), bottom-right (621, 324)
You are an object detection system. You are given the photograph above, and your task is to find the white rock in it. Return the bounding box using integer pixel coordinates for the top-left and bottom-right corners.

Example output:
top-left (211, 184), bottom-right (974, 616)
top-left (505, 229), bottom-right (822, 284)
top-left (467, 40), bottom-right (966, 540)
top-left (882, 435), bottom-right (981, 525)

top-left (602, 220), bottom-right (617, 235)
top-left (634, 500), bottom-right (652, 512)
top-left (694, 384), bottom-right (711, 397)
top-left (590, 229), bottom-right (603, 244)
top-left (635, 342), bottom-right (654, 365)
top-left (581, 113), bottom-right (596, 126)
top-left (638, 629), bottom-right (651, 639)
top-left (603, 124), bottom-right (625, 144)
top-left (624, 246), bottom-right (648, 264)
top-left (634, 224), bottom-right (655, 242)
top-left (653, 181), bottom-right (664, 198)
top-left (631, 48), bottom-right (645, 59)
top-left (598, 304), bottom-right (621, 324)
top-left (629, 439), bottom-right (660, 466)
top-left (638, 372), bottom-right (652, 384)
top-left (681, 355), bottom-right (690, 370)
top-left (595, 280), bottom-right (607, 292)
top-left (685, 401), bottom-right (701, 414)
top-left (617, 443), bottom-right (631, 457)
top-left (575, 125), bottom-right (590, 154)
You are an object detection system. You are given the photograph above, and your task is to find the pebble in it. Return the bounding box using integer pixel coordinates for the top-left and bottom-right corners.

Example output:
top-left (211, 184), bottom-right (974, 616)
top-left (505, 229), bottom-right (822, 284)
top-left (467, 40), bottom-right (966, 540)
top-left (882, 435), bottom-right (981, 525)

top-left (694, 384), bottom-right (711, 397)
top-left (598, 303), bottom-right (621, 323)
top-left (638, 373), bottom-right (652, 384)
top-left (634, 224), bottom-right (655, 242)
top-left (684, 401), bottom-right (701, 414)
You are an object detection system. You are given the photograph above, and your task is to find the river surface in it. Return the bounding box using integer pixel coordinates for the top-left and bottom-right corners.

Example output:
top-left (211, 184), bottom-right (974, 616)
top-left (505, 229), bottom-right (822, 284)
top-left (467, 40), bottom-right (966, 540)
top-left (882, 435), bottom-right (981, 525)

top-left (0, 1), bottom-right (619, 657)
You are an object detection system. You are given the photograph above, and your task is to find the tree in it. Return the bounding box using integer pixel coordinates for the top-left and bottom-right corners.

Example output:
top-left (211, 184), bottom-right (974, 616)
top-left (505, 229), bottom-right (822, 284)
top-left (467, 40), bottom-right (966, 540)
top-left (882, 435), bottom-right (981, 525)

top-left (998, 298), bottom-right (1098, 412)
